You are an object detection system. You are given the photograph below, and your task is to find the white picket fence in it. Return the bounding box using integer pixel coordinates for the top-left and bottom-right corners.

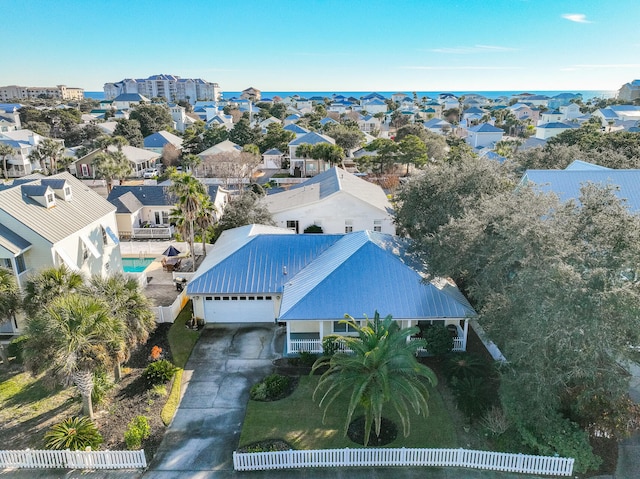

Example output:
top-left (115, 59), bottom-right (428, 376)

top-left (154, 290), bottom-right (187, 323)
top-left (233, 447), bottom-right (574, 476)
top-left (0, 449), bottom-right (146, 470)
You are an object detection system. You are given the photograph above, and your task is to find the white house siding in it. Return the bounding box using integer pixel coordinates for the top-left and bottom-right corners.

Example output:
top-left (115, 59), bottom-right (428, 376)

top-left (271, 192), bottom-right (395, 235)
top-left (466, 131), bottom-right (503, 148)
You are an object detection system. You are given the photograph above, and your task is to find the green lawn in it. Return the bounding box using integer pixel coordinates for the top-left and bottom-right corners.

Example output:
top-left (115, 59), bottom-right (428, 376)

top-left (239, 375), bottom-right (457, 450)
top-left (168, 301), bottom-right (200, 368)
top-left (0, 369), bottom-right (78, 448)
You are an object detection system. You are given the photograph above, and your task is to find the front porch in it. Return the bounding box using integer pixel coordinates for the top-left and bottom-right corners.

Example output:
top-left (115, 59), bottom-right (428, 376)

top-left (286, 319), bottom-right (468, 356)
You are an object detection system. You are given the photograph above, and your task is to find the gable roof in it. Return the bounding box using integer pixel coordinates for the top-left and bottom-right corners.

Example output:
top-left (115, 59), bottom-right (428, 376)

top-left (283, 123), bottom-right (309, 135)
top-left (0, 172), bottom-right (116, 244)
top-left (198, 139), bottom-right (242, 156)
top-left (143, 131), bottom-right (183, 149)
top-left (107, 184), bottom-right (219, 209)
top-left (467, 123), bottom-right (504, 133)
top-left (289, 131), bottom-right (335, 146)
top-left (537, 122), bottom-right (579, 129)
top-left (262, 166), bottom-right (392, 214)
top-left (0, 223), bottom-right (31, 255)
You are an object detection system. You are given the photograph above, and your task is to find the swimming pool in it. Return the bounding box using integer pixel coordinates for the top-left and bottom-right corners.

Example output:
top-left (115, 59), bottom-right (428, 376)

top-left (122, 257), bottom-right (155, 273)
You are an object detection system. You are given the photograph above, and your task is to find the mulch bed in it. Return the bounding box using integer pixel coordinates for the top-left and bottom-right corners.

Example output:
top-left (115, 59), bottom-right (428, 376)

top-left (93, 323), bottom-right (172, 460)
top-left (347, 416), bottom-right (398, 446)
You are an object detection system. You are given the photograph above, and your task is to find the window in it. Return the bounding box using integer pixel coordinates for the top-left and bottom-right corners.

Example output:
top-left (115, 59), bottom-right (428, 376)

top-left (46, 193), bottom-right (54, 204)
top-left (345, 220), bottom-right (353, 233)
top-left (15, 254), bottom-right (26, 274)
top-left (161, 211), bottom-right (169, 224)
top-left (2, 258), bottom-right (12, 270)
top-left (101, 227), bottom-right (108, 245)
top-left (205, 296), bottom-right (213, 301)
top-left (334, 321), bottom-right (358, 333)
top-left (81, 163), bottom-right (89, 177)
top-left (373, 220), bottom-right (382, 232)
top-left (286, 220), bottom-right (299, 234)
top-left (64, 186), bottom-right (71, 196)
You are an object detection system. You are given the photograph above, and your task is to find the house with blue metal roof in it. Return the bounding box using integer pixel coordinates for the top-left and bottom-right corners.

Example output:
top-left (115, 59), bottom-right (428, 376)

top-left (288, 131), bottom-right (336, 177)
top-left (534, 121), bottom-right (579, 140)
top-left (143, 130), bottom-right (183, 154)
top-left (187, 225), bottom-right (476, 355)
top-left (520, 161), bottom-right (640, 212)
top-left (465, 123), bottom-right (504, 148)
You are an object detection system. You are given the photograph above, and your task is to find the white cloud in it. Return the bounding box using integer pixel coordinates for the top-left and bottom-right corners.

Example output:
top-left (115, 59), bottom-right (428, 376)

top-left (573, 63), bottom-right (640, 69)
top-left (402, 66), bottom-right (523, 71)
top-left (429, 45), bottom-right (517, 54)
top-left (562, 13), bottom-right (592, 23)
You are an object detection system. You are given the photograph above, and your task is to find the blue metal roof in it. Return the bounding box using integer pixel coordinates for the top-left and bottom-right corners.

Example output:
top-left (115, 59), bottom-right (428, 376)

top-left (283, 123), bottom-right (310, 134)
top-left (289, 131), bottom-right (333, 146)
top-left (279, 231), bottom-right (476, 320)
top-left (187, 227), bottom-right (476, 321)
top-left (565, 160), bottom-right (611, 171)
top-left (187, 234), bottom-right (342, 295)
top-left (468, 123), bottom-right (504, 133)
top-left (523, 169), bottom-right (640, 211)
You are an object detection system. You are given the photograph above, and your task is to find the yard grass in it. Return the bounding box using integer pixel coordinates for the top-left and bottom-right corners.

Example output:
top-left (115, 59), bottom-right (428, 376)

top-left (162, 301), bottom-right (201, 425)
top-left (239, 374), bottom-right (457, 450)
top-left (0, 369), bottom-right (79, 449)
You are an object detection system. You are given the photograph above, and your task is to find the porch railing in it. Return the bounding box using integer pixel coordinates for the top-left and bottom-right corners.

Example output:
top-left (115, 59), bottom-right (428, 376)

top-left (290, 337), bottom-right (464, 355)
top-left (131, 227), bottom-right (173, 239)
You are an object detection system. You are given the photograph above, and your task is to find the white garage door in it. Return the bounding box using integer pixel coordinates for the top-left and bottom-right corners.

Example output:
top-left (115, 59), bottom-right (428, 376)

top-left (203, 294), bottom-right (275, 323)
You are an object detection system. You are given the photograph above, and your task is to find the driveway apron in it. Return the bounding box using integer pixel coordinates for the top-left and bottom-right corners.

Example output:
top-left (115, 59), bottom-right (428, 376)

top-left (143, 324), bottom-right (277, 478)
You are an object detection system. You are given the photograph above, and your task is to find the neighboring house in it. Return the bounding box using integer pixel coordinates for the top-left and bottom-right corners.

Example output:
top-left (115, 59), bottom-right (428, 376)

top-left (520, 161), bottom-right (640, 212)
top-left (0, 103), bottom-right (22, 132)
top-left (538, 110), bottom-right (564, 125)
top-left (357, 114), bottom-right (381, 133)
top-left (0, 172), bottom-right (123, 333)
top-left (360, 98), bottom-right (387, 115)
top-left (283, 123), bottom-right (310, 137)
top-left (462, 107), bottom-right (486, 126)
top-left (617, 80), bottom-right (640, 102)
top-left (0, 130), bottom-right (42, 177)
top-left (261, 148), bottom-right (285, 169)
top-left (143, 130), bottom-right (184, 155)
top-left (509, 104), bottom-right (539, 123)
top-left (73, 145), bottom-right (160, 179)
top-left (593, 105), bottom-right (640, 127)
top-left (187, 225), bottom-right (476, 355)
top-left (262, 166), bottom-right (395, 235)
top-left (112, 93), bottom-right (150, 110)
top-left (106, 183), bottom-right (228, 239)
top-left (197, 140), bottom-right (255, 181)
top-left (391, 92), bottom-right (407, 104)
top-left (241, 87), bottom-right (261, 101)
top-left (283, 114), bottom-right (301, 126)
top-left (288, 131), bottom-right (336, 177)
top-left (559, 103), bottom-right (582, 121)
top-left (423, 118), bottom-right (453, 135)
top-left (534, 122), bottom-right (579, 140)
top-left (465, 123), bottom-right (504, 148)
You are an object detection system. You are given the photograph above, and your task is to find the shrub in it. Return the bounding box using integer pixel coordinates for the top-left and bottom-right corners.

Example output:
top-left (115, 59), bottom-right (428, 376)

top-left (7, 335), bottom-right (28, 363)
top-left (303, 224), bottom-right (323, 233)
top-left (250, 374), bottom-right (291, 401)
top-left (91, 369), bottom-right (114, 407)
top-left (422, 324), bottom-right (453, 356)
top-left (44, 416), bottom-right (103, 451)
top-left (450, 376), bottom-right (492, 421)
top-left (143, 359), bottom-right (177, 386)
top-left (480, 406), bottom-right (511, 437)
top-left (298, 351), bottom-right (318, 367)
top-left (124, 416), bottom-right (151, 450)
top-left (444, 353), bottom-right (489, 381)
top-left (322, 335), bottom-right (341, 356)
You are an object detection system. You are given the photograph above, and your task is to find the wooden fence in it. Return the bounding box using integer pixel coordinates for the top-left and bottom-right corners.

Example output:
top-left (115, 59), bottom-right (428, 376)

top-left (0, 449), bottom-right (146, 470)
top-left (233, 447), bottom-right (574, 476)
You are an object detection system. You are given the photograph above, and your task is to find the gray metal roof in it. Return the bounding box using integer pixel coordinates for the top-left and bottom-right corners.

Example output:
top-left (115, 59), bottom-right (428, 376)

top-left (0, 172), bottom-right (116, 244)
top-left (107, 184), bottom-right (219, 208)
top-left (0, 223), bottom-right (31, 255)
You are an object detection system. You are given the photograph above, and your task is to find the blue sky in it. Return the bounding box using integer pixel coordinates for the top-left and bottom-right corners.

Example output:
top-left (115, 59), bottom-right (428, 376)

top-left (2, 0), bottom-right (639, 92)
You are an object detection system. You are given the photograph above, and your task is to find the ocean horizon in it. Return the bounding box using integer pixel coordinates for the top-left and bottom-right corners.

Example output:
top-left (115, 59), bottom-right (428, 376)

top-left (84, 89), bottom-right (616, 101)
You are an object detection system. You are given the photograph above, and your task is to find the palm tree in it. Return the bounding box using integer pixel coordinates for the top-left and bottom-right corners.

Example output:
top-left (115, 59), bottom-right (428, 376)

top-left (312, 312), bottom-right (437, 446)
top-left (0, 143), bottom-right (16, 180)
top-left (23, 266), bottom-right (84, 317)
top-left (86, 274), bottom-right (156, 381)
top-left (168, 172), bottom-right (207, 271)
top-left (23, 293), bottom-right (123, 418)
top-left (195, 197), bottom-right (217, 258)
top-left (0, 268), bottom-right (20, 365)
top-left (295, 143), bottom-right (314, 177)
top-left (93, 150), bottom-right (133, 193)
top-left (28, 138), bottom-right (65, 174)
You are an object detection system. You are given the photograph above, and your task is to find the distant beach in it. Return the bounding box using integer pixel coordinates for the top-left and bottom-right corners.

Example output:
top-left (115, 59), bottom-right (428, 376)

top-left (84, 90), bottom-right (616, 101)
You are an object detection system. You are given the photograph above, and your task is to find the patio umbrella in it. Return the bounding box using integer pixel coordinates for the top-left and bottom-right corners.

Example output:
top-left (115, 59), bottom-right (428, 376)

top-left (162, 245), bottom-right (181, 257)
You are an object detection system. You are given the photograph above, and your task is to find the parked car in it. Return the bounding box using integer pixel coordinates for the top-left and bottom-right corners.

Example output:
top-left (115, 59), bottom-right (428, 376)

top-left (143, 167), bottom-right (159, 178)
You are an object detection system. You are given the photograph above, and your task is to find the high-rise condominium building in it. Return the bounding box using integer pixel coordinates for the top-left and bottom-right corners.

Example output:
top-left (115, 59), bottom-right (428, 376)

top-left (103, 74), bottom-right (221, 105)
top-left (0, 85), bottom-right (84, 102)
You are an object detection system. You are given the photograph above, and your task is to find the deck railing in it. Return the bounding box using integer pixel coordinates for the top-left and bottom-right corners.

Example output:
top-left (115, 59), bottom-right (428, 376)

top-left (233, 447), bottom-right (574, 476)
top-left (132, 227), bottom-right (173, 239)
top-left (0, 449), bottom-right (146, 470)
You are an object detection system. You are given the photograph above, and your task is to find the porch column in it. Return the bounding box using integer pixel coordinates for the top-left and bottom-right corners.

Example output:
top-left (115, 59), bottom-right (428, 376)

top-left (286, 322), bottom-right (292, 355)
top-left (462, 319), bottom-right (469, 351)
top-left (319, 321), bottom-right (324, 343)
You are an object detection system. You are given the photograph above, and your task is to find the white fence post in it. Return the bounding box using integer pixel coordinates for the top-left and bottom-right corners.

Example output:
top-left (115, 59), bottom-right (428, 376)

top-left (0, 449), bottom-right (146, 470)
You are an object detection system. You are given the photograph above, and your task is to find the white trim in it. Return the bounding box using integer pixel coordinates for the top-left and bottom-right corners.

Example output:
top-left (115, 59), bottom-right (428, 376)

top-left (54, 247), bottom-right (80, 271)
top-left (80, 235), bottom-right (100, 259)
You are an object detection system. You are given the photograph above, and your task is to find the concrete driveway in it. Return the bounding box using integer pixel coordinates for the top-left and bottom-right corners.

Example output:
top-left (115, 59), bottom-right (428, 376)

top-left (143, 323), bottom-right (279, 478)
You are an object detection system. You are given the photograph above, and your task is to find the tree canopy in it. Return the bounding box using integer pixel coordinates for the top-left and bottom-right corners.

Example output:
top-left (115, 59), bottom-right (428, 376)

top-left (129, 104), bottom-right (174, 137)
